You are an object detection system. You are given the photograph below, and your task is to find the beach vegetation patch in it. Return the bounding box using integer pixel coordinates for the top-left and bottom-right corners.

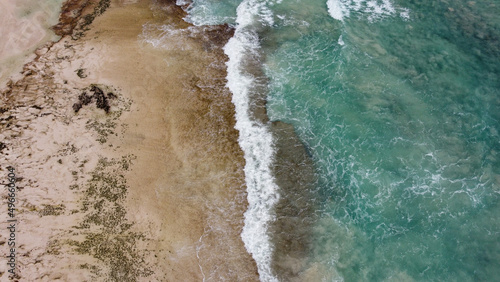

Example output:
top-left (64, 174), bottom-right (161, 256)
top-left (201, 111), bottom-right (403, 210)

top-left (47, 239), bottom-right (62, 255)
top-left (79, 263), bottom-right (101, 276)
top-left (86, 119), bottom-right (116, 144)
top-left (68, 155), bottom-right (152, 280)
top-left (39, 204), bottom-right (66, 217)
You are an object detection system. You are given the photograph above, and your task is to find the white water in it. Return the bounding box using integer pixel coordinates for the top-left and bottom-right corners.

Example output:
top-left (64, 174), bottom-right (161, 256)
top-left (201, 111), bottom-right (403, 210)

top-left (326, 0), bottom-right (410, 22)
top-left (143, 1), bottom-right (282, 279)
top-left (224, 0), bottom-right (281, 281)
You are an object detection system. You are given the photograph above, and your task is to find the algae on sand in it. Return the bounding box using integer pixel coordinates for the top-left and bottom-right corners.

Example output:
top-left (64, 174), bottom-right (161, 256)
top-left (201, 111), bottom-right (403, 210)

top-left (69, 155), bottom-right (153, 281)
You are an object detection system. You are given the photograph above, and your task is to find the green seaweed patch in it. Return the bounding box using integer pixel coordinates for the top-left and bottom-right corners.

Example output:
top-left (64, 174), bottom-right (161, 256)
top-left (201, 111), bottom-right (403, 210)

top-left (23, 203), bottom-right (38, 213)
top-left (39, 204), bottom-right (66, 216)
top-left (86, 119), bottom-right (116, 144)
top-left (71, 232), bottom-right (152, 280)
top-left (80, 156), bottom-right (134, 214)
top-left (47, 239), bottom-right (62, 255)
top-left (58, 143), bottom-right (78, 156)
top-left (69, 155), bottom-right (151, 280)
top-left (80, 263), bottom-right (101, 276)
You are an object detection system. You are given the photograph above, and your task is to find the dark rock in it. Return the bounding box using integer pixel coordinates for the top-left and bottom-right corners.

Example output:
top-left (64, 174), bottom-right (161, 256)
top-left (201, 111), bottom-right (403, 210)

top-left (73, 91), bottom-right (93, 112)
top-left (73, 102), bottom-right (83, 112)
top-left (91, 86), bottom-right (110, 113)
top-left (78, 92), bottom-right (93, 106)
top-left (73, 85), bottom-right (114, 113)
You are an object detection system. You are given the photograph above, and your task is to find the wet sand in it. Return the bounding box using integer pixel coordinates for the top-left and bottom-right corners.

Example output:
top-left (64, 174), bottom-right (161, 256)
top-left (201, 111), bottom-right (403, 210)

top-left (0, 0), bottom-right (258, 280)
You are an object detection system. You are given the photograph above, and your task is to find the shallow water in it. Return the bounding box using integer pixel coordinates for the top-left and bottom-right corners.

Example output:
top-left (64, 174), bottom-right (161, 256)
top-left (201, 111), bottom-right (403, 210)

top-left (0, 0), bottom-right (64, 87)
top-left (185, 0), bottom-right (500, 280)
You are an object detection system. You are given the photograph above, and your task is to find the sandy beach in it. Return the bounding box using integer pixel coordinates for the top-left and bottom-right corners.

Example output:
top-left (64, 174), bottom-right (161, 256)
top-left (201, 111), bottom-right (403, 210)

top-left (0, 0), bottom-right (65, 88)
top-left (0, 0), bottom-right (258, 280)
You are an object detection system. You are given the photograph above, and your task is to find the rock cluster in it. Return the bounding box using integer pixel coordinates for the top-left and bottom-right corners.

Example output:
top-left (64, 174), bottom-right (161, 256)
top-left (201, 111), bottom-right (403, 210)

top-left (72, 85), bottom-right (115, 113)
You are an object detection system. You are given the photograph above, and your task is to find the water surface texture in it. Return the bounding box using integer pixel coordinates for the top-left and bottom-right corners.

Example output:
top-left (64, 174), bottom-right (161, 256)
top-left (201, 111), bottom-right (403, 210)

top-left (185, 0), bottom-right (500, 280)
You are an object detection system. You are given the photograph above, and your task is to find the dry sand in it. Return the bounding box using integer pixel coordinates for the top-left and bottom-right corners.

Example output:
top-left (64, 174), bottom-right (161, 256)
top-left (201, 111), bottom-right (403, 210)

top-left (0, 0), bottom-right (258, 280)
top-left (0, 0), bottom-right (65, 87)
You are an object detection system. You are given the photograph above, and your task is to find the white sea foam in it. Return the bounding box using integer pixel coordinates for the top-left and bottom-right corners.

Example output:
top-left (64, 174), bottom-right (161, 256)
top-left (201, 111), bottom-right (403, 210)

top-left (140, 23), bottom-right (205, 51)
top-left (175, 0), bottom-right (190, 7)
top-left (327, 0), bottom-right (348, 21)
top-left (224, 0), bottom-right (281, 281)
top-left (327, 0), bottom-right (410, 22)
top-left (181, 0), bottom-right (236, 26)
top-left (338, 35), bottom-right (345, 46)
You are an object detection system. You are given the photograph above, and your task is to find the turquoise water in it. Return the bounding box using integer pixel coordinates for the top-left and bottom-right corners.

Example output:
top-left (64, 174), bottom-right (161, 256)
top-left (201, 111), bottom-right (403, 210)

top-left (185, 0), bottom-right (500, 280)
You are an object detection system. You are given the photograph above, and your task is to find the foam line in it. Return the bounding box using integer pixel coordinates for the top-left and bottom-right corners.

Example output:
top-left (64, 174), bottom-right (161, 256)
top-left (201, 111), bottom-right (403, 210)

top-left (224, 0), bottom-right (281, 281)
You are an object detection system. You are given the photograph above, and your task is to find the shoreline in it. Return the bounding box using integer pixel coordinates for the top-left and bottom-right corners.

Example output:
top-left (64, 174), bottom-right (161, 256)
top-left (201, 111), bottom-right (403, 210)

top-left (0, 0), bottom-right (65, 89)
top-left (0, 0), bottom-right (258, 280)
top-left (223, 1), bottom-right (320, 280)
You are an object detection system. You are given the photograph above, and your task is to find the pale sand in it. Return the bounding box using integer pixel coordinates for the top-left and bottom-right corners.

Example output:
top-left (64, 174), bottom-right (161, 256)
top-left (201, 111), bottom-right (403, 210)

top-left (0, 0), bottom-right (65, 88)
top-left (0, 0), bottom-right (258, 280)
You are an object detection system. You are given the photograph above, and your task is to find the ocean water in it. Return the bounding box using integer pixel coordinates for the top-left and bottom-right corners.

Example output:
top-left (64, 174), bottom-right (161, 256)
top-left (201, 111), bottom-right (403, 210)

top-left (183, 0), bottom-right (500, 281)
